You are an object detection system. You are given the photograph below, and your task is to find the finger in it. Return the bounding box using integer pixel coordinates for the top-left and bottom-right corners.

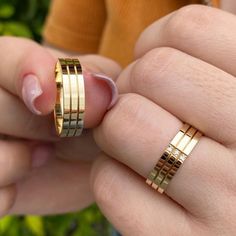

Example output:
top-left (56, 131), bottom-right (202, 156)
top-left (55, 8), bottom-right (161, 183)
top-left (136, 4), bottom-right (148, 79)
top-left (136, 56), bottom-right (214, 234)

top-left (0, 37), bottom-right (121, 129)
top-left (55, 130), bottom-right (100, 162)
top-left (9, 160), bottom-right (93, 215)
top-left (91, 155), bottom-right (196, 236)
top-left (0, 37), bottom-right (56, 115)
top-left (79, 54), bottom-right (121, 79)
top-left (0, 55), bottom-right (121, 140)
top-left (0, 140), bottom-right (52, 186)
top-left (135, 5), bottom-right (236, 76)
top-left (94, 94), bottom-right (235, 217)
top-left (117, 47), bottom-right (236, 145)
top-left (0, 87), bottom-right (56, 140)
top-left (78, 55), bottom-right (121, 127)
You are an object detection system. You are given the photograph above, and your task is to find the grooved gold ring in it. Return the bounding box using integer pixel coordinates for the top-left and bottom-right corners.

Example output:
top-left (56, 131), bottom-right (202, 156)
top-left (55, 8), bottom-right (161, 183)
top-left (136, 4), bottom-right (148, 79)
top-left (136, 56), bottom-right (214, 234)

top-left (54, 58), bottom-right (85, 137)
top-left (146, 123), bottom-right (202, 194)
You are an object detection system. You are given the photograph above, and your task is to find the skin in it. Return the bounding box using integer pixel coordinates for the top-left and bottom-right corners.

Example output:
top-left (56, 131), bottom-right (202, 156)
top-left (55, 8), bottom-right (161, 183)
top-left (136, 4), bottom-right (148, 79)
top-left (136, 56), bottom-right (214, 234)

top-left (221, 0), bottom-right (236, 13)
top-left (0, 36), bottom-right (121, 215)
top-left (1, 1), bottom-right (236, 234)
top-left (92, 5), bottom-right (236, 236)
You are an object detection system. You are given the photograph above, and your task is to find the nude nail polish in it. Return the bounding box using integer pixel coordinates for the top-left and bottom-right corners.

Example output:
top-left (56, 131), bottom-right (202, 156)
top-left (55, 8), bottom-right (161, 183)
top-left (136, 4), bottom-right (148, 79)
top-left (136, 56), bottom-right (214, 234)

top-left (22, 74), bottom-right (42, 115)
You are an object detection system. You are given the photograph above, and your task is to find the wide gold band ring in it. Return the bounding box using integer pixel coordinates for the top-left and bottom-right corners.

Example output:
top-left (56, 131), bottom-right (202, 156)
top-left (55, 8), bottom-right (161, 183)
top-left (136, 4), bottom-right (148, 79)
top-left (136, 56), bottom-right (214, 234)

top-left (54, 58), bottom-right (85, 137)
top-left (146, 123), bottom-right (202, 194)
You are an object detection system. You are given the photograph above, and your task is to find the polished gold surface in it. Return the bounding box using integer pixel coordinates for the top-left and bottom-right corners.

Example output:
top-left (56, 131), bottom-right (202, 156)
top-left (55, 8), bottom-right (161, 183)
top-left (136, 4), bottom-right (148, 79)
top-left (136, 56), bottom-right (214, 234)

top-left (54, 58), bottom-right (85, 137)
top-left (146, 123), bottom-right (202, 194)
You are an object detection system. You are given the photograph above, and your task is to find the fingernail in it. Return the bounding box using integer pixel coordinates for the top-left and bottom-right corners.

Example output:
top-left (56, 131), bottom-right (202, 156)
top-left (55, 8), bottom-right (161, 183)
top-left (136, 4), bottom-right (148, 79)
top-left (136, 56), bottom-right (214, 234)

top-left (84, 71), bottom-right (118, 109)
top-left (22, 74), bottom-right (42, 115)
top-left (32, 144), bottom-right (54, 168)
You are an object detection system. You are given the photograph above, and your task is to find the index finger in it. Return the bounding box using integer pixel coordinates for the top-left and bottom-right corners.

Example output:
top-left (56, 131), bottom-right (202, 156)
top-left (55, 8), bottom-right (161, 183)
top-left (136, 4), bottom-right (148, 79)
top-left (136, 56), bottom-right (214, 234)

top-left (0, 37), bottom-right (56, 114)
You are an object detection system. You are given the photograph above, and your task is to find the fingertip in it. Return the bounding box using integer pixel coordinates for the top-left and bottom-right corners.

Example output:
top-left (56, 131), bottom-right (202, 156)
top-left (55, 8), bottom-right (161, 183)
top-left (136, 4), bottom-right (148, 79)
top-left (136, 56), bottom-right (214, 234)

top-left (84, 72), bottom-right (117, 128)
top-left (19, 47), bottom-right (57, 115)
top-left (88, 72), bottom-right (118, 109)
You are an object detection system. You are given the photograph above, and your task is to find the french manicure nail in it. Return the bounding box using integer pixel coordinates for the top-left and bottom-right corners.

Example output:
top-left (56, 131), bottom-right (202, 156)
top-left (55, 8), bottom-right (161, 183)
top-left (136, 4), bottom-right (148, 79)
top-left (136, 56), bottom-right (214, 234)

top-left (22, 74), bottom-right (42, 115)
top-left (32, 145), bottom-right (54, 168)
top-left (88, 72), bottom-right (118, 109)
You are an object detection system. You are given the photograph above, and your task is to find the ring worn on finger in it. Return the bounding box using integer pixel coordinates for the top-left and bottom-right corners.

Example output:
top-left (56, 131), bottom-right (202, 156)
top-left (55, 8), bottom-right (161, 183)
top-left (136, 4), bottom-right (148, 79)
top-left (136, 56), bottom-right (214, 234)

top-left (146, 123), bottom-right (202, 194)
top-left (54, 58), bottom-right (85, 137)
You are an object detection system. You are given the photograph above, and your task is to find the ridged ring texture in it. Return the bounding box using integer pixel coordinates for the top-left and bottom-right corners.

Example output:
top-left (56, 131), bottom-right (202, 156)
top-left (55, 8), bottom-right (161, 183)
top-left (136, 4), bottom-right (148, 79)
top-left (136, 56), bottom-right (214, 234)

top-left (54, 58), bottom-right (85, 137)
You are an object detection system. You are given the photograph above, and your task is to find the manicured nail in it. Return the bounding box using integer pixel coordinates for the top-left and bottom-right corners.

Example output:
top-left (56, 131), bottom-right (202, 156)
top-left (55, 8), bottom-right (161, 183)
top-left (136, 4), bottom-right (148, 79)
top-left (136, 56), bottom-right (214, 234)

top-left (32, 144), bottom-right (54, 168)
top-left (85, 71), bottom-right (118, 109)
top-left (22, 74), bottom-right (42, 115)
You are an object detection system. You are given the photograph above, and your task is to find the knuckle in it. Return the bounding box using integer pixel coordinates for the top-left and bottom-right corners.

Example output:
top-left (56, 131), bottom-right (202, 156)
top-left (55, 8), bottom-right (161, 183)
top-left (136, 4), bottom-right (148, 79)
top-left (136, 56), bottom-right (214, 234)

top-left (110, 93), bottom-right (144, 122)
top-left (130, 47), bottom-right (177, 91)
top-left (101, 93), bottom-right (145, 141)
top-left (166, 5), bottom-right (215, 39)
top-left (0, 185), bottom-right (16, 217)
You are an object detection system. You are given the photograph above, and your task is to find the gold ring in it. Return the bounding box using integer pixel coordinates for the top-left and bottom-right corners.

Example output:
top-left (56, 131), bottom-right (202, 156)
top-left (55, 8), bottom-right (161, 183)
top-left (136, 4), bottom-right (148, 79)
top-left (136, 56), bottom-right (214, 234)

top-left (54, 58), bottom-right (85, 137)
top-left (146, 123), bottom-right (202, 194)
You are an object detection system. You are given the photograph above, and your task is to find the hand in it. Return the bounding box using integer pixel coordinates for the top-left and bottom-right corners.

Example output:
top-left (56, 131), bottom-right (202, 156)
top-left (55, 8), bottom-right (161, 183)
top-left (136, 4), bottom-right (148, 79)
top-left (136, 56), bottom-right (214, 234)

top-left (92, 5), bottom-right (236, 235)
top-left (0, 36), bottom-right (121, 215)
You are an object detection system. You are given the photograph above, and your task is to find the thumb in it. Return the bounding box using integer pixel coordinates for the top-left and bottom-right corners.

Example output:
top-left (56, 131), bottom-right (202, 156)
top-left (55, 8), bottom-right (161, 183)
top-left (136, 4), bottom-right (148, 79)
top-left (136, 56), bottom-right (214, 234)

top-left (74, 55), bottom-right (122, 128)
top-left (0, 37), bottom-right (121, 128)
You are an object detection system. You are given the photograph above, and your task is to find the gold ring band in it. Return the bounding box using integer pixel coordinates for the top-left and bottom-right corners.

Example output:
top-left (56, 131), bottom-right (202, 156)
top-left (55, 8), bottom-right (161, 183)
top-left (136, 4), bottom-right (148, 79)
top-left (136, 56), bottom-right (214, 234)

top-left (54, 58), bottom-right (85, 137)
top-left (146, 123), bottom-right (202, 194)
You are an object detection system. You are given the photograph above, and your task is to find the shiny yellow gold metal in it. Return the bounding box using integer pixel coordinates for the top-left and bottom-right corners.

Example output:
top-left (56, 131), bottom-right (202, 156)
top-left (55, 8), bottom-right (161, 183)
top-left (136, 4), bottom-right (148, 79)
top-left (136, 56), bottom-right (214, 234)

top-left (146, 123), bottom-right (202, 194)
top-left (54, 58), bottom-right (85, 137)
